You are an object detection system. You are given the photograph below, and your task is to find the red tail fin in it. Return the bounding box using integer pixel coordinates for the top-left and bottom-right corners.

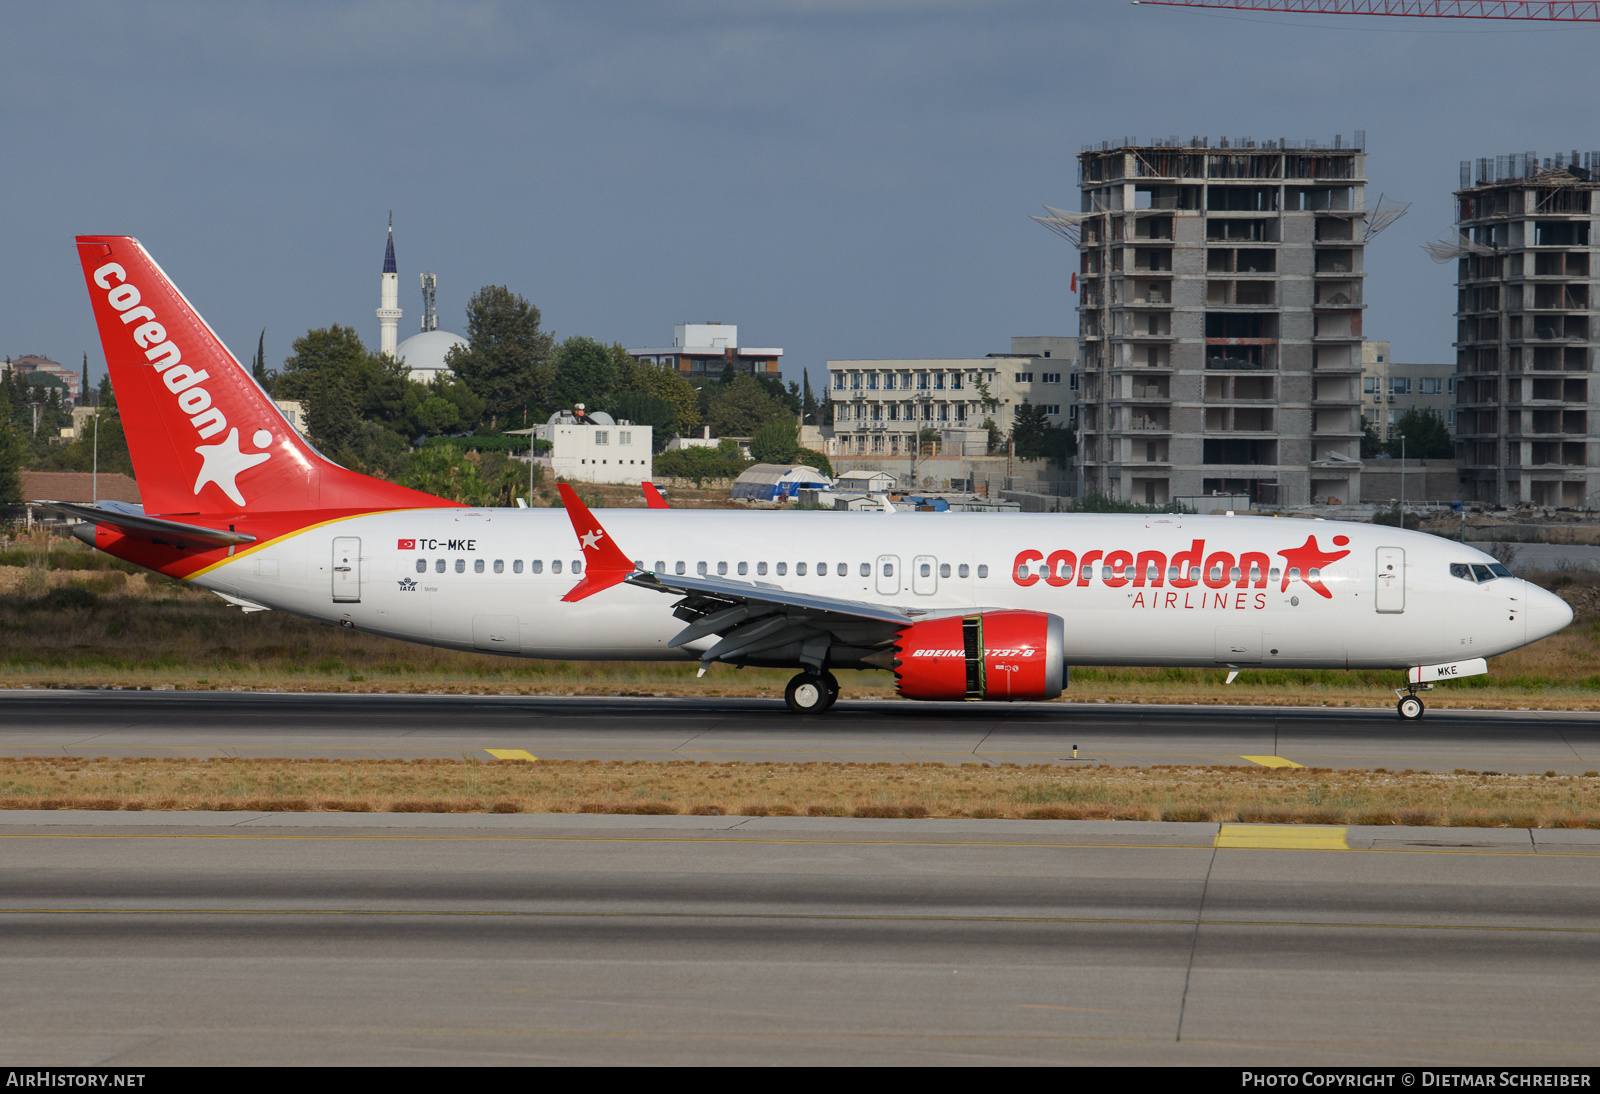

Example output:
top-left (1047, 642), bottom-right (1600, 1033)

top-left (557, 483), bottom-right (636, 601)
top-left (75, 236), bottom-right (454, 517)
top-left (642, 482), bottom-right (670, 509)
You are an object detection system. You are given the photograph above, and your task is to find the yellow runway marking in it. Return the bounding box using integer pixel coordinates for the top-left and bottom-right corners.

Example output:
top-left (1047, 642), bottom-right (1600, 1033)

top-left (1241, 755), bottom-right (1304, 769)
top-left (1216, 824), bottom-right (1348, 850)
top-left (485, 749), bottom-right (538, 762)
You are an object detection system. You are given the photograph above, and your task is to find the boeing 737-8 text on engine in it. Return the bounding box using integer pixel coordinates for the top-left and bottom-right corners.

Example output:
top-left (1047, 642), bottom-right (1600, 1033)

top-left (47, 236), bottom-right (1573, 718)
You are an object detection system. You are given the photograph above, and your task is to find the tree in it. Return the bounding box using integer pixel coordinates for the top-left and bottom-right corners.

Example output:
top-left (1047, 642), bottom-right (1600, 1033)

top-left (1388, 409), bottom-right (1453, 459)
top-left (1009, 401), bottom-right (1076, 464)
top-left (614, 351), bottom-right (700, 436)
top-left (445, 286), bottom-right (554, 428)
top-left (1360, 417), bottom-right (1384, 458)
top-left (404, 374), bottom-right (485, 440)
top-left (750, 418), bottom-right (800, 464)
top-left (706, 373), bottom-right (787, 436)
top-left (250, 330), bottom-right (271, 387)
top-left (608, 390), bottom-right (678, 446)
top-left (549, 336), bottom-right (617, 412)
top-left (274, 326), bottom-right (381, 455)
top-left (0, 418), bottom-right (22, 504)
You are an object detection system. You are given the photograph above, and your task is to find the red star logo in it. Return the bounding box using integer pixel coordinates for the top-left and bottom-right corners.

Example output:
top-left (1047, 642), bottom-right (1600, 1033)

top-left (1276, 534), bottom-right (1351, 600)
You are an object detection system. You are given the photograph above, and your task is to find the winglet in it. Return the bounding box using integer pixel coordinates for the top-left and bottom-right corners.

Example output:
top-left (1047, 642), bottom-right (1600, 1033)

top-left (642, 482), bottom-right (670, 509)
top-left (556, 483), bottom-right (636, 602)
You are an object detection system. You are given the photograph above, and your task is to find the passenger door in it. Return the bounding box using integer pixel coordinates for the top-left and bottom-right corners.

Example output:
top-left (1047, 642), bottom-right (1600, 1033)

top-left (912, 555), bottom-right (938, 596)
top-left (1375, 547), bottom-right (1405, 613)
top-left (332, 537), bottom-right (361, 603)
top-left (876, 555), bottom-right (900, 596)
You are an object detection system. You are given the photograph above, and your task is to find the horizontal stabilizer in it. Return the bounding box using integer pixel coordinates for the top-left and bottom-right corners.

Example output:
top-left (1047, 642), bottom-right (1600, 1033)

top-left (34, 500), bottom-right (256, 547)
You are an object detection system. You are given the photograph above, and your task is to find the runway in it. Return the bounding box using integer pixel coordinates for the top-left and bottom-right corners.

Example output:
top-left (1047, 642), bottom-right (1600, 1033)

top-left (2, 689), bottom-right (1599, 772)
top-left (4, 811), bottom-right (1600, 1065)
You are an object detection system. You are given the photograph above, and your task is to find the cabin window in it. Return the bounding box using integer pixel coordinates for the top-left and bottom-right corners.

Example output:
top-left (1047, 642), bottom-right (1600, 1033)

top-left (675, 561), bottom-right (686, 575)
top-left (836, 563), bottom-right (847, 576)
top-left (921, 563), bottom-right (932, 578)
top-left (493, 560), bottom-right (504, 574)
top-left (655, 560), bottom-right (665, 572)
top-left (455, 559), bottom-right (465, 573)
top-left (860, 562), bottom-right (870, 577)
top-left (474, 559), bottom-right (485, 574)
top-left (958, 564), bottom-right (969, 578)
top-left (776, 562), bottom-right (788, 576)
top-left (697, 561), bottom-right (708, 576)
top-left (717, 562), bottom-right (728, 576)
top-left (573, 560), bottom-right (582, 574)
top-left (513, 560), bottom-right (523, 574)
top-left (977, 565), bottom-right (989, 579)
top-left (415, 558), bottom-right (426, 573)
top-left (738, 562), bottom-right (748, 575)
top-left (552, 560), bottom-right (563, 574)
top-left (758, 562), bottom-right (769, 576)
top-left (530, 560), bottom-right (543, 574)
top-left (434, 559), bottom-right (445, 573)
top-left (882, 562), bottom-right (894, 577)
top-left (797, 562), bottom-right (808, 576)
top-left (1269, 567), bottom-right (1281, 582)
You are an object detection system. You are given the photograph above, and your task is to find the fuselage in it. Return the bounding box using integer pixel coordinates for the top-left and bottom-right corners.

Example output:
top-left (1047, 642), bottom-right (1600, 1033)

top-left (166, 508), bottom-right (1571, 672)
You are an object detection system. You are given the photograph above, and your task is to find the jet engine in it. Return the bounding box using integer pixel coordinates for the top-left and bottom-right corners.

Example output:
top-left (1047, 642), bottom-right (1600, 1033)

top-left (884, 610), bottom-right (1065, 701)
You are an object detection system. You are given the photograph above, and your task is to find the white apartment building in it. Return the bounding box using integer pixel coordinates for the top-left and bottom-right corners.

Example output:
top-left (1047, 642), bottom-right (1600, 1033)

top-left (536, 413), bottom-right (654, 484)
top-left (827, 337), bottom-right (1077, 458)
top-left (1359, 340), bottom-right (1456, 442)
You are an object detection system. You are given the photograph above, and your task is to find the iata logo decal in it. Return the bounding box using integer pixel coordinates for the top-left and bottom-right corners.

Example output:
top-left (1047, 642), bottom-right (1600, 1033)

top-left (92, 261), bottom-right (273, 506)
top-left (1011, 535), bottom-right (1352, 612)
top-left (397, 577), bottom-right (417, 592)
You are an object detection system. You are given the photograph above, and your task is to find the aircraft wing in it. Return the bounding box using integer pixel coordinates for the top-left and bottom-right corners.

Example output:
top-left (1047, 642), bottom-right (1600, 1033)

top-left (33, 501), bottom-right (257, 548)
top-left (624, 570), bottom-right (923, 673)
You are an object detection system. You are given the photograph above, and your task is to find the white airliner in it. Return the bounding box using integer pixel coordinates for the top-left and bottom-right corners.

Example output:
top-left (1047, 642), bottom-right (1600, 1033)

top-left (46, 235), bottom-right (1572, 719)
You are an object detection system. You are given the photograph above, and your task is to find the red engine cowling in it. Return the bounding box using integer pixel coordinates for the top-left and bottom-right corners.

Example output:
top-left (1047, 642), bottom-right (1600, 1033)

top-left (890, 610), bottom-right (1065, 701)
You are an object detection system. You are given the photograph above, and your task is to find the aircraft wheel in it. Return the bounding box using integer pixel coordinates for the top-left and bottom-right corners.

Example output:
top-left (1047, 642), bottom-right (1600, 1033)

top-left (1396, 695), bottom-right (1425, 721)
top-left (822, 671), bottom-right (841, 706)
top-left (785, 673), bottom-right (830, 715)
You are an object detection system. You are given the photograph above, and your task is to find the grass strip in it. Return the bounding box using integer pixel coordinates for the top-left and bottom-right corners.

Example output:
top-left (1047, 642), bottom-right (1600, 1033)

top-left (4, 757), bottom-right (1600, 827)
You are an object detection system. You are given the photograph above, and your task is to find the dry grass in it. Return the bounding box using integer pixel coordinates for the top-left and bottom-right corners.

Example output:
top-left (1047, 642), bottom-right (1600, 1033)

top-left (4, 756), bottom-right (1600, 827)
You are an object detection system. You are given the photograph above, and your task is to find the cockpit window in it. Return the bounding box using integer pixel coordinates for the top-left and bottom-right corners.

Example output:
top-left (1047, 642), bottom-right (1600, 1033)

top-left (1489, 564), bottom-right (1512, 578)
top-left (1450, 563), bottom-right (1473, 581)
top-left (1471, 564), bottom-right (1495, 582)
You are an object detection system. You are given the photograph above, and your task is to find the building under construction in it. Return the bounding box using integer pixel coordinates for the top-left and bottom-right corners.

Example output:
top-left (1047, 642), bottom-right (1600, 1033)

top-left (1042, 133), bottom-right (1403, 508)
top-left (1447, 151), bottom-right (1600, 507)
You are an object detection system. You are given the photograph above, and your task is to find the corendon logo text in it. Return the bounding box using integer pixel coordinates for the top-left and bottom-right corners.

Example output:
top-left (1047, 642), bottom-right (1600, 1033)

top-left (1011, 535), bottom-right (1352, 610)
top-left (92, 261), bottom-right (272, 507)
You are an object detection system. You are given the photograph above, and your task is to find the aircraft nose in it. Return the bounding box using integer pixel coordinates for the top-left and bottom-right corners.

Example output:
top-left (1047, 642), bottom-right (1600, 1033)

top-left (1525, 582), bottom-right (1574, 641)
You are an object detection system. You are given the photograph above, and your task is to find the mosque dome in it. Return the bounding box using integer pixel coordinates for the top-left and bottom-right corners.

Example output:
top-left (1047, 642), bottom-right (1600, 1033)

top-left (395, 329), bottom-right (468, 382)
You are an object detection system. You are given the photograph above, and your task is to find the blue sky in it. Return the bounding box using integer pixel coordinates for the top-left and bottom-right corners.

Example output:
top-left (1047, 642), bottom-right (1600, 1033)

top-left (4, 2), bottom-right (1596, 391)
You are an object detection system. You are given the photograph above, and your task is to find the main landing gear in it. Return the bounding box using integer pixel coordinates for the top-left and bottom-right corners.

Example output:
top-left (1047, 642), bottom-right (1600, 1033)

top-left (785, 671), bottom-right (840, 715)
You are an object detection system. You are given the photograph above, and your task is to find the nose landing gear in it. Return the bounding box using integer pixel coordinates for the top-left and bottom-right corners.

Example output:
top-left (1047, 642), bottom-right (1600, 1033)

top-left (785, 671), bottom-right (840, 715)
top-left (1393, 682), bottom-right (1431, 721)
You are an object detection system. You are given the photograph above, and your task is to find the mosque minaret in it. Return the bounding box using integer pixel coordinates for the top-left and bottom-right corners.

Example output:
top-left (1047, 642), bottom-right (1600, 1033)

top-left (376, 213), bottom-right (402, 356)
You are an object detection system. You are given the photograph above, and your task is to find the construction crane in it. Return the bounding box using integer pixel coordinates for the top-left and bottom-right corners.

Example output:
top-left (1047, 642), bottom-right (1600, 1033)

top-left (1132, 1), bottom-right (1600, 19)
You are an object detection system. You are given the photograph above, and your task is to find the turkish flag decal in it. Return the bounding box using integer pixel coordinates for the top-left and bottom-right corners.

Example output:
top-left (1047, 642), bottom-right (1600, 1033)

top-left (397, 539), bottom-right (416, 550)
